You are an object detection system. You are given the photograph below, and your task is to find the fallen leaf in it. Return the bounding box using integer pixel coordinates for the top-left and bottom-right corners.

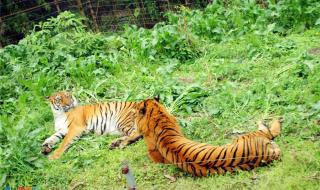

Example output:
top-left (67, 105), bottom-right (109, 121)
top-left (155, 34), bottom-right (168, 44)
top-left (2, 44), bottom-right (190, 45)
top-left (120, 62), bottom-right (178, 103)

top-left (164, 174), bottom-right (176, 183)
top-left (69, 182), bottom-right (85, 190)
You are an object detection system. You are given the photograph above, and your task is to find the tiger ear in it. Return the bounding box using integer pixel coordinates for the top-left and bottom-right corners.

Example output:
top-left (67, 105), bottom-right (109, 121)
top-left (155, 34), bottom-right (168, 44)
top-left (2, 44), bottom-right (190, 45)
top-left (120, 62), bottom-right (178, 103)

top-left (45, 96), bottom-right (49, 100)
top-left (66, 91), bottom-right (72, 97)
top-left (55, 95), bottom-right (62, 101)
top-left (154, 95), bottom-right (160, 102)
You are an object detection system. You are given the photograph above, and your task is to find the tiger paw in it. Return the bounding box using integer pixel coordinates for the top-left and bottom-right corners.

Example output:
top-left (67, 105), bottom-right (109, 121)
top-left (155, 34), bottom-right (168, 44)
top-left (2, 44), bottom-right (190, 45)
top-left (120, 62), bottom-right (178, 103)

top-left (109, 137), bottom-right (127, 150)
top-left (109, 140), bottom-right (122, 150)
top-left (118, 142), bottom-right (128, 149)
top-left (41, 144), bottom-right (52, 155)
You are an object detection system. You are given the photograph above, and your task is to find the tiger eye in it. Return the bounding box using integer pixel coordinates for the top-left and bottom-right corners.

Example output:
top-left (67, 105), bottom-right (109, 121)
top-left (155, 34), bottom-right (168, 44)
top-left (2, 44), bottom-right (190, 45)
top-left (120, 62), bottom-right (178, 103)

top-left (139, 107), bottom-right (146, 115)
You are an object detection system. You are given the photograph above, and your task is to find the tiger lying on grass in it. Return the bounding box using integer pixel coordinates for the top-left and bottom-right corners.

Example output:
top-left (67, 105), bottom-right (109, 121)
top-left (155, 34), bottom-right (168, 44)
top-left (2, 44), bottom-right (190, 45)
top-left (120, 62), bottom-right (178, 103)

top-left (42, 91), bottom-right (142, 159)
top-left (135, 98), bottom-right (281, 176)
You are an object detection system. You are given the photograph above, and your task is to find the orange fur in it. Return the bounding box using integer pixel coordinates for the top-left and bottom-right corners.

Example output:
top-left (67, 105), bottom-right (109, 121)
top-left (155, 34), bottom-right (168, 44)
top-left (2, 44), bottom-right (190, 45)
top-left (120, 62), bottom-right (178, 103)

top-left (135, 99), bottom-right (281, 176)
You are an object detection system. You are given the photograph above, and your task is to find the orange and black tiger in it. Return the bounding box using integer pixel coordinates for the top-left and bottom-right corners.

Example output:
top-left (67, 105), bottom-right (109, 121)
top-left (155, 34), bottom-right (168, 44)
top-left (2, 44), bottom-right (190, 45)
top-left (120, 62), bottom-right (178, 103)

top-left (42, 91), bottom-right (142, 159)
top-left (135, 98), bottom-right (281, 176)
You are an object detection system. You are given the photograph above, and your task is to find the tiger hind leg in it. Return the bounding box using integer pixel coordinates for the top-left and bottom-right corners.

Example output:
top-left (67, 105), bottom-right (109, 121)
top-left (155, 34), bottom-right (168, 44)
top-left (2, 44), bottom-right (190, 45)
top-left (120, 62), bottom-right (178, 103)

top-left (270, 142), bottom-right (281, 161)
top-left (148, 149), bottom-right (169, 163)
top-left (109, 136), bottom-right (127, 149)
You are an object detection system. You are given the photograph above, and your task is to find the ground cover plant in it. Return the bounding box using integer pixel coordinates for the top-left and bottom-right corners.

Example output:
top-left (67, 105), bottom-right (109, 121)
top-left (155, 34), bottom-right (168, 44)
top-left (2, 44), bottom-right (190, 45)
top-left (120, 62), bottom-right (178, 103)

top-left (0, 0), bottom-right (320, 189)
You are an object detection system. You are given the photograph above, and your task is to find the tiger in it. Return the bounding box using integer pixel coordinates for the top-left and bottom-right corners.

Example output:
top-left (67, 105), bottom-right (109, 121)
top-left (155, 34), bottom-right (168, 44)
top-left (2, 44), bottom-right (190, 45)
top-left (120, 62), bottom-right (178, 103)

top-left (42, 91), bottom-right (142, 159)
top-left (135, 98), bottom-right (282, 176)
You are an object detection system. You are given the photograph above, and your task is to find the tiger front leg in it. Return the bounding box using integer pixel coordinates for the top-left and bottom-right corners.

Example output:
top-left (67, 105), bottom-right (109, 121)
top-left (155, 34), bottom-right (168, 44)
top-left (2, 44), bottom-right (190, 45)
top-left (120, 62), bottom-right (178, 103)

top-left (42, 129), bottom-right (67, 155)
top-left (49, 126), bottom-right (84, 160)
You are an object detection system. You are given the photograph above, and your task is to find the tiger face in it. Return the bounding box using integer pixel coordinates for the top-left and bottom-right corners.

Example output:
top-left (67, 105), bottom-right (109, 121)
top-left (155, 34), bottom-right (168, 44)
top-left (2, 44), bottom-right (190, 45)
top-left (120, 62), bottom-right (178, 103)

top-left (136, 99), bottom-right (152, 135)
top-left (47, 91), bottom-right (78, 113)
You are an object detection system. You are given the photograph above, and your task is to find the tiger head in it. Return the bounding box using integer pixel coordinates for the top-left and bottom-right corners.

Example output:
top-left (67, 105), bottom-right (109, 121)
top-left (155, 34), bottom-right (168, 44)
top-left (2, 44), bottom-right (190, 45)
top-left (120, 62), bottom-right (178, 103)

top-left (135, 96), bottom-right (179, 136)
top-left (47, 91), bottom-right (78, 113)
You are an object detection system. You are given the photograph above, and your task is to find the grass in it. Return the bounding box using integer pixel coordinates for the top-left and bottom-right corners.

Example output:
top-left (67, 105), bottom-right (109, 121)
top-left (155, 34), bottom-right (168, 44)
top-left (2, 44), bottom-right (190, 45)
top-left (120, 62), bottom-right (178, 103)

top-left (1, 3), bottom-right (320, 188)
top-left (2, 28), bottom-right (319, 189)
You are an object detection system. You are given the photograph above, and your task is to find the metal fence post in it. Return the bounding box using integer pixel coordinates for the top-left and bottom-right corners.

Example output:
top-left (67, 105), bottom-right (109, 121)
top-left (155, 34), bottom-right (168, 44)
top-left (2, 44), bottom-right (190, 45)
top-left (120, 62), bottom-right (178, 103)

top-left (121, 160), bottom-right (137, 190)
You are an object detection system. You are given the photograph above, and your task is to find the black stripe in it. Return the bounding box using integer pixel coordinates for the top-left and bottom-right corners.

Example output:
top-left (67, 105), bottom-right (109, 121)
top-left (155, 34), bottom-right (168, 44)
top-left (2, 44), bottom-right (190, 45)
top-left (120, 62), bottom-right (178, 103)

top-left (118, 102), bottom-right (123, 111)
top-left (149, 107), bottom-right (154, 117)
top-left (103, 108), bottom-right (108, 133)
top-left (153, 118), bottom-right (162, 133)
top-left (251, 139), bottom-right (259, 164)
top-left (206, 147), bottom-right (217, 160)
top-left (212, 147), bottom-right (226, 167)
top-left (192, 147), bottom-right (207, 161)
top-left (190, 164), bottom-right (196, 175)
top-left (67, 119), bottom-right (74, 128)
top-left (165, 147), bottom-right (171, 157)
top-left (171, 150), bottom-right (176, 164)
top-left (176, 143), bottom-right (188, 152)
top-left (228, 144), bottom-right (239, 167)
top-left (94, 113), bottom-right (99, 132)
top-left (199, 147), bottom-right (217, 167)
top-left (166, 139), bottom-right (180, 145)
top-left (217, 146), bottom-right (228, 167)
top-left (157, 134), bottom-right (180, 145)
top-left (199, 168), bottom-right (204, 176)
top-left (115, 102), bottom-right (118, 112)
top-left (155, 128), bottom-right (165, 143)
top-left (110, 104), bottom-right (114, 118)
top-left (200, 149), bottom-right (210, 164)
top-left (182, 145), bottom-right (194, 157)
top-left (267, 127), bottom-right (274, 140)
top-left (116, 115), bottom-right (123, 131)
top-left (237, 138), bottom-right (247, 166)
top-left (143, 101), bottom-right (147, 110)
top-left (186, 145), bottom-right (202, 160)
top-left (54, 133), bottom-right (63, 139)
top-left (248, 137), bottom-right (252, 157)
top-left (65, 115), bottom-right (70, 124)
top-left (99, 105), bottom-right (104, 134)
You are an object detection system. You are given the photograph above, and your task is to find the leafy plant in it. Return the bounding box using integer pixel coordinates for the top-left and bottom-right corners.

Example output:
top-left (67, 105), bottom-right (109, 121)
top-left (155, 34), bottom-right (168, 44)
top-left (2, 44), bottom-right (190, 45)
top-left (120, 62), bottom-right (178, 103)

top-left (166, 0), bottom-right (320, 42)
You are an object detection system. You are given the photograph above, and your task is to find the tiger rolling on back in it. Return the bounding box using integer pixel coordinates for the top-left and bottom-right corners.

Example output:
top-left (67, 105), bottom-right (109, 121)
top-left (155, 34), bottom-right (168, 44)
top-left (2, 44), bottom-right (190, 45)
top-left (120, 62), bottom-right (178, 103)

top-left (135, 98), bottom-right (282, 176)
top-left (42, 92), bottom-right (141, 159)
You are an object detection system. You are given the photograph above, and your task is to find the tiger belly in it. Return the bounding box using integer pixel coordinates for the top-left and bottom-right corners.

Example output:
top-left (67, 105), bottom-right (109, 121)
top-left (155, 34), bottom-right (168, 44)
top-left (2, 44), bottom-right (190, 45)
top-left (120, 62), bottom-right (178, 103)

top-left (86, 116), bottom-right (121, 135)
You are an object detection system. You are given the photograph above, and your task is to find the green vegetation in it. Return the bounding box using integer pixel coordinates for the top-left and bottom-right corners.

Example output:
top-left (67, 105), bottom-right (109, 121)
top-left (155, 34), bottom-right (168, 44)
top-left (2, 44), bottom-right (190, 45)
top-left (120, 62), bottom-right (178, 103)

top-left (1, 1), bottom-right (320, 189)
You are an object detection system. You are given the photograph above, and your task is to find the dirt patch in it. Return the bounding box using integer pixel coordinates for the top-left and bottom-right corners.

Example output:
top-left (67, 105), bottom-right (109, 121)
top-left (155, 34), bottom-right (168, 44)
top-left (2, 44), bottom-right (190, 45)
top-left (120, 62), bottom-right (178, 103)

top-left (308, 47), bottom-right (320, 56)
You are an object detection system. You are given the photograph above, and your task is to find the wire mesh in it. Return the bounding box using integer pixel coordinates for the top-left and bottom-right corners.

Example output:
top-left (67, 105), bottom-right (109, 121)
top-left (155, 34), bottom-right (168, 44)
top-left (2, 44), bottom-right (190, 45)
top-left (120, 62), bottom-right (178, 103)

top-left (0, 0), bottom-right (211, 47)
